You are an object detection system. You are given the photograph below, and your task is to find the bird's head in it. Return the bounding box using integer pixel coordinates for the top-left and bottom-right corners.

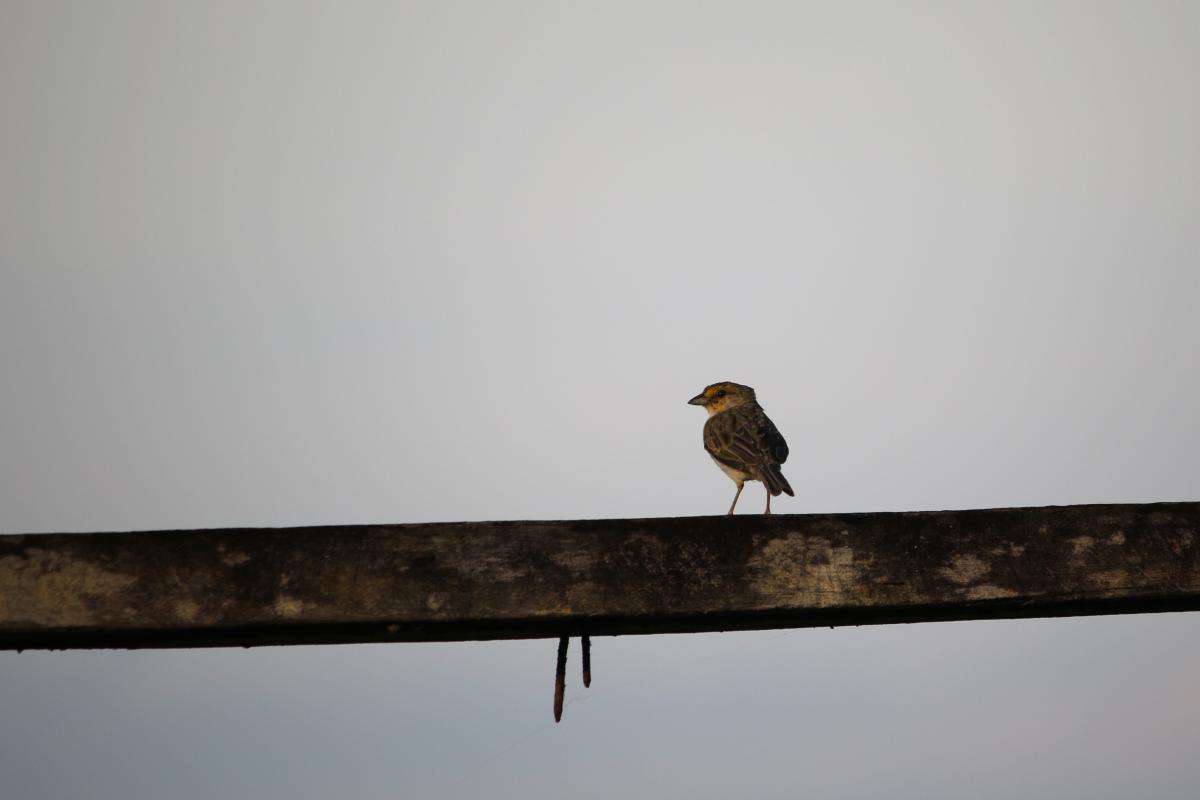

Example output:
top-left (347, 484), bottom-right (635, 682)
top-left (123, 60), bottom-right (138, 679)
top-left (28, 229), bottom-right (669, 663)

top-left (688, 381), bottom-right (756, 416)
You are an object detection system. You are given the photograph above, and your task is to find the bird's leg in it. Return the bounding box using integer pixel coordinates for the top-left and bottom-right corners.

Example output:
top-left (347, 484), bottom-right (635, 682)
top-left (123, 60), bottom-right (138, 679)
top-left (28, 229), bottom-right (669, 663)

top-left (765, 489), bottom-right (772, 515)
top-left (728, 482), bottom-right (744, 515)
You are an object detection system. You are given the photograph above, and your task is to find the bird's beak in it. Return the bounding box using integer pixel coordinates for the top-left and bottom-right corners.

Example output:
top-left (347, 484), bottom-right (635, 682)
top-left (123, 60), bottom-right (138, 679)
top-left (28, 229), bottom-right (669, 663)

top-left (688, 393), bottom-right (709, 406)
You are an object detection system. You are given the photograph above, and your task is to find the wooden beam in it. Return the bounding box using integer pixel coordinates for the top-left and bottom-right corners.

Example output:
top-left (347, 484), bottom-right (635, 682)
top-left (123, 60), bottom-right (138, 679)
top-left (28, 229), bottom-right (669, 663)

top-left (1, 503), bottom-right (1197, 651)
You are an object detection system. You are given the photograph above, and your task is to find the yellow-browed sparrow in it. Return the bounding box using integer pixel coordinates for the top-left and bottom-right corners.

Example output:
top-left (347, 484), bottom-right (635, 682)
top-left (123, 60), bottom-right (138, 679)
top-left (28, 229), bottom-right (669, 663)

top-left (688, 382), bottom-right (793, 514)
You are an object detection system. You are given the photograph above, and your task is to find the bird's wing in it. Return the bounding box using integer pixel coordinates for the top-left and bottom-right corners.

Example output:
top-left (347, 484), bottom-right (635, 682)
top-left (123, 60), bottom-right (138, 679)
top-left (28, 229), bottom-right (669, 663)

top-left (703, 408), bottom-right (772, 475)
top-left (757, 408), bottom-right (789, 464)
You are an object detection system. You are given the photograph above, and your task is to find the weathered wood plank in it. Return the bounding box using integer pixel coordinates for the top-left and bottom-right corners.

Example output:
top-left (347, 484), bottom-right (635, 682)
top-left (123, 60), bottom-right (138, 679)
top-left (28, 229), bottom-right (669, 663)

top-left (0, 503), bottom-right (1197, 650)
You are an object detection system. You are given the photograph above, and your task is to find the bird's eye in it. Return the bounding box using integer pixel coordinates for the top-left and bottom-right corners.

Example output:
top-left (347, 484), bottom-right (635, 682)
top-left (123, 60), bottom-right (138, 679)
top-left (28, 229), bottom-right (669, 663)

top-left (716, 390), bottom-right (726, 398)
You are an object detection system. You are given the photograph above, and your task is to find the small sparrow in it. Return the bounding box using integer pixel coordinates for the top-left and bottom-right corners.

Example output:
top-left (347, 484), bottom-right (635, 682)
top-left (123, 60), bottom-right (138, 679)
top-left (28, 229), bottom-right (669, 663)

top-left (688, 381), bottom-right (793, 514)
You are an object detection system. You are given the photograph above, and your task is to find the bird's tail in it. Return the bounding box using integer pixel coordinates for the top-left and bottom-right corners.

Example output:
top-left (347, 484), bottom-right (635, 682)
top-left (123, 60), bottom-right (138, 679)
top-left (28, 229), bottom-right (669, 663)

top-left (762, 465), bottom-right (794, 497)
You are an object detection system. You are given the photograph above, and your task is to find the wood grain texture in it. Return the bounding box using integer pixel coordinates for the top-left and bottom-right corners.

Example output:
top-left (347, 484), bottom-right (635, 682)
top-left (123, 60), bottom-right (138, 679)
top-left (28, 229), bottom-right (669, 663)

top-left (1, 503), bottom-right (1197, 650)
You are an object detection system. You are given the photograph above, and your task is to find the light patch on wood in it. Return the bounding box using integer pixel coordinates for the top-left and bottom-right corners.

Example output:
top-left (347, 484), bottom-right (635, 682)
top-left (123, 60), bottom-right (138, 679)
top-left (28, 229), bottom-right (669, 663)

top-left (221, 551), bottom-right (251, 567)
top-left (532, 605), bottom-right (575, 616)
top-left (174, 600), bottom-right (200, 622)
top-left (750, 534), bottom-right (862, 606)
top-left (0, 548), bottom-right (137, 626)
top-left (965, 584), bottom-right (1021, 600)
top-left (1107, 531), bottom-right (1126, 546)
top-left (473, 559), bottom-right (530, 582)
top-left (273, 595), bottom-right (304, 617)
top-left (1089, 570), bottom-right (1131, 591)
top-left (940, 554), bottom-right (990, 585)
top-left (1070, 536), bottom-right (1095, 555)
top-left (550, 549), bottom-right (594, 574)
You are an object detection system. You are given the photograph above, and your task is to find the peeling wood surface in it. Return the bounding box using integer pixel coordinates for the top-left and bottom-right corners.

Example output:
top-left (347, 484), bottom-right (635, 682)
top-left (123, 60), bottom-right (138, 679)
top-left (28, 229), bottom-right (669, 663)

top-left (0, 503), bottom-right (1197, 650)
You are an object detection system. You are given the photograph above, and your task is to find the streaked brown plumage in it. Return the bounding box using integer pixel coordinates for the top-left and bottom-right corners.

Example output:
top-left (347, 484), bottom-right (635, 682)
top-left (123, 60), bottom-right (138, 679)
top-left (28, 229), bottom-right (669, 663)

top-left (688, 381), bottom-right (793, 514)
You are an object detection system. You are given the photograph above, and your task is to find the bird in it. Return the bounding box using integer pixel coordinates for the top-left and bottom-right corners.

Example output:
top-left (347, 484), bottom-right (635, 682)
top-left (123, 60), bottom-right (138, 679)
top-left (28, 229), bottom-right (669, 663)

top-left (688, 381), bottom-right (793, 515)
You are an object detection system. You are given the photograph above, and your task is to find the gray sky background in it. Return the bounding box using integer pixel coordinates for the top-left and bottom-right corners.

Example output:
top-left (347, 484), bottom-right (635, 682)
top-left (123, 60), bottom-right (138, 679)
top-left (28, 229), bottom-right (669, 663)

top-left (2, 2), bottom-right (1199, 798)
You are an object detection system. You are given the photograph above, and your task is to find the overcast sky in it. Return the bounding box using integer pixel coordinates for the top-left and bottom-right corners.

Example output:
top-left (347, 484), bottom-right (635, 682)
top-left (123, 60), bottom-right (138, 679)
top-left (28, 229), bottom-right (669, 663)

top-left (2, 2), bottom-right (1199, 798)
